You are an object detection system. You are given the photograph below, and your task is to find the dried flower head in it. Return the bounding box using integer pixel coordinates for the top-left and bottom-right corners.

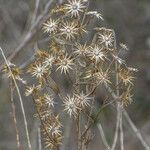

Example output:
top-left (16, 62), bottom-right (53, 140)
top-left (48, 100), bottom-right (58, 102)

top-left (47, 124), bottom-right (61, 136)
top-left (63, 95), bottom-right (79, 117)
top-left (120, 43), bottom-right (129, 51)
top-left (119, 68), bottom-right (135, 85)
top-left (44, 94), bottom-right (55, 108)
top-left (120, 86), bottom-right (133, 106)
top-left (88, 45), bottom-right (106, 63)
top-left (43, 115), bottom-right (62, 149)
top-left (127, 67), bottom-right (138, 72)
top-left (98, 28), bottom-right (114, 49)
top-left (3, 61), bottom-right (26, 84)
top-left (43, 19), bottom-right (58, 34)
top-left (60, 21), bottom-right (78, 40)
top-left (64, 0), bottom-right (86, 17)
top-left (94, 70), bottom-right (111, 85)
top-left (43, 55), bottom-right (54, 68)
top-left (28, 63), bottom-right (48, 79)
top-left (25, 85), bottom-right (39, 96)
top-left (75, 91), bottom-right (92, 108)
top-left (86, 11), bottom-right (104, 20)
top-left (112, 54), bottom-right (125, 65)
top-left (56, 54), bottom-right (74, 74)
top-left (74, 43), bottom-right (90, 56)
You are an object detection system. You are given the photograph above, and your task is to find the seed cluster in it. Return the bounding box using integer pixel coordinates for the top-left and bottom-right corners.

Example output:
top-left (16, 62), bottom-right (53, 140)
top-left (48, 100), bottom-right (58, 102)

top-left (2, 0), bottom-right (137, 149)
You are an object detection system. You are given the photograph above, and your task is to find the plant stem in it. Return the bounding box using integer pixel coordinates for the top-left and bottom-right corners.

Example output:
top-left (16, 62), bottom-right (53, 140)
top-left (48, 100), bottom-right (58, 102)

top-left (120, 111), bottom-right (124, 150)
top-left (0, 47), bottom-right (32, 150)
top-left (10, 80), bottom-right (22, 150)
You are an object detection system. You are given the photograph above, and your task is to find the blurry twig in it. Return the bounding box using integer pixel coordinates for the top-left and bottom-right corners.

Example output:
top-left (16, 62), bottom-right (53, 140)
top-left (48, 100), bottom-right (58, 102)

top-left (31, 0), bottom-right (40, 26)
top-left (20, 43), bottom-right (38, 69)
top-left (0, 47), bottom-right (32, 150)
top-left (0, 0), bottom-right (54, 70)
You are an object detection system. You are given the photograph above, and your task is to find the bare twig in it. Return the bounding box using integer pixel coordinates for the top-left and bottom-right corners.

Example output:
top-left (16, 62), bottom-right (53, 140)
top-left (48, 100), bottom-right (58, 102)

top-left (97, 123), bottom-right (111, 150)
top-left (0, 47), bottom-right (32, 150)
top-left (31, 0), bottom-right (40, 27)
top-left (0, 0), bottom-right (54, 71)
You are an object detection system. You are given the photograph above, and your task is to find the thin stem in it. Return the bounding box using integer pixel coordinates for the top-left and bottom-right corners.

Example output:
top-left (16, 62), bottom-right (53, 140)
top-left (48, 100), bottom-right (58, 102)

top-left (104, 83), bottom-right (150, 150)
top-left (123, 109), bottom-right (150, 150)
top-left (0, 47), bottom-right (32, 150)
top-left (38, 127), bottom-right (41, 150)
top-left (80, 99), bottom-right (115, 140)
top-left (120, 111), bottom-right (124, 150)
top-left (97, 123), bottom-right (111, 150)
top-left (111, 29), bottom-right (121, 150)
top-left (10, 80), bottom-right (22, 150)
top-left (77, 114), bottom-right (81, 150)
top-left (31, 0), bottom-right (40, 27)
top-left (111, 103), bottom-right (121, 150)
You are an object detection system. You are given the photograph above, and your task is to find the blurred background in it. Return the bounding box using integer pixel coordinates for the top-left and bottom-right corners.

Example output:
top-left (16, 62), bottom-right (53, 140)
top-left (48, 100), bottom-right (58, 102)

top-left (0, 0), bottom-right (150, 149)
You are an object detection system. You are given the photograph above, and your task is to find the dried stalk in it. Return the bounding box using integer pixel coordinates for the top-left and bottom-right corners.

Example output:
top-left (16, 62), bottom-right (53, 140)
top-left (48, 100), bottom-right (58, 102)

top-left (123, 109), bottom-right (150, 150)
top-left (111, 103), bottom-right (121, 150)
top-left (31, 0), bottom-right (40, 27)
top-left (10, 80), bottom-right (22, 150)
top-left (120, 111), bottom-right (124, 150)
top-left (0, 47), bottom-right (32, 150)
top-left (104, 83), bottom-right (150, 150)
top-left (111, 30), bottom-right (122, 150)
top-left (97, 123), bottom-right (111, 150)
top-left (38, 127), bottom-right (41, 150)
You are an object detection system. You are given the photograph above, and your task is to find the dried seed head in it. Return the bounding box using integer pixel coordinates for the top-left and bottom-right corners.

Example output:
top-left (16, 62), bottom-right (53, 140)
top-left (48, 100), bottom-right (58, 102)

top-left (43, 19), bottom-right (58, 34)
top-left (44, 94), bottom-right (55, 108)
top-left (56, 54), bottom-right (74, 74)
top-left (60, 21), bottom-right (78, 40)
top-left (119, 68), bottom-right (135, 85)
top-left (120, 86), bottom-right (133, 106)
top-left (63, 95), bottom-right (79, 117)
top-left (98, 28), bottom-right (114, 49)
top-left (86, 11), bottom-right (104, 20)
top-left (75, 91), bottom-right (92, 109)
top-left (43, 55), bottom-right (54, 68)
top-left (3, 62), bottom-right (26, 84)
top-left (25, 85), bottom-right (39, 96)
top-left (28, 63), bottom-right (48, 79)
top-left (64, 0), bottom-right (86, 17)
top-left (88, 45), bottom-right (106, 63)
top-left (74, 43), bottom-right (90, 56)
top-left (94, 70), bottom-right (111, 85)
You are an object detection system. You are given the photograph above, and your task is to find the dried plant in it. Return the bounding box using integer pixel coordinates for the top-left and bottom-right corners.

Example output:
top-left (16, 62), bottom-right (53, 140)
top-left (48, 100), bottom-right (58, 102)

top-left (1, 0), bottom-right (150, 150)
